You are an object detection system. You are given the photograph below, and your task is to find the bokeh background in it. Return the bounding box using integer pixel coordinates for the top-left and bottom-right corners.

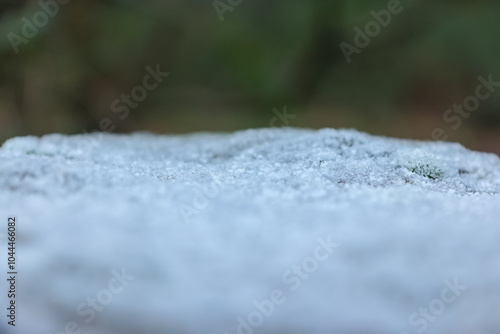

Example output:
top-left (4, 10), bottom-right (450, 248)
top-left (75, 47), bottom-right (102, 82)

top-left (1, 0), bottom-right (500, 154)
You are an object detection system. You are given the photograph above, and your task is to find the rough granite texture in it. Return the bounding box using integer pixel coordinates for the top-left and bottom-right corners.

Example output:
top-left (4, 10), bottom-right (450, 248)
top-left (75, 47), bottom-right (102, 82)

top-left (0, 128), bottom-right (499, 334)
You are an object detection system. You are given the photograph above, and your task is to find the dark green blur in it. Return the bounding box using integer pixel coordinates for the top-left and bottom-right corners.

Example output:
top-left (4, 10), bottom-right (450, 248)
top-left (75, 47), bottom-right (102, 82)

top-left (1, 0), bottom-right (500, 154)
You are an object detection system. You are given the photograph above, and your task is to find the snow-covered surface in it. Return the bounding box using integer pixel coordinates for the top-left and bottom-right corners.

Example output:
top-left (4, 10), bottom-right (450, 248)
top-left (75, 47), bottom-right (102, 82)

top-left (0, 128), bottom-right (499, 334)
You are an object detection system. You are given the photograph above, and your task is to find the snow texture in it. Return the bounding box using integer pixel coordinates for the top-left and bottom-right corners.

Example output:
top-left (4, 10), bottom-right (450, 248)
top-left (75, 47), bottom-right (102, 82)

top-left (0, 128), bottom-right (499, 334)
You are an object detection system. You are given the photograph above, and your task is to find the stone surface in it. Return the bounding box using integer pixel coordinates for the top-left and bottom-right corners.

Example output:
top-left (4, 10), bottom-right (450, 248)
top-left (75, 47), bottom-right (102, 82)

top-left (0, 128), bottom-right (499, 334)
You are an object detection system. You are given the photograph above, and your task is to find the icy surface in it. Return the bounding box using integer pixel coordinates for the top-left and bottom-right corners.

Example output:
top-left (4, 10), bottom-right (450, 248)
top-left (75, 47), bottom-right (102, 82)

top-left (0, 128), bottom-right (499, 334)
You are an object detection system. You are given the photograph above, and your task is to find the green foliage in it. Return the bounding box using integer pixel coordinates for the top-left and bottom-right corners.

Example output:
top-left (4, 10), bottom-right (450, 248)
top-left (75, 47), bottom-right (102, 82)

top-left (408, 163), bottom-right (445, 180)
top-left (398, 149), bottom-right (445, 180)
top-left (1, 0), bottom-right (500, 140)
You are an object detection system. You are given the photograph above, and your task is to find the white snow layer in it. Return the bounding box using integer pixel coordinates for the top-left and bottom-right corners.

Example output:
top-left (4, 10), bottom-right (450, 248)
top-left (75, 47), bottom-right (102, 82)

top-left (0, 128), bottom-right (499, 334)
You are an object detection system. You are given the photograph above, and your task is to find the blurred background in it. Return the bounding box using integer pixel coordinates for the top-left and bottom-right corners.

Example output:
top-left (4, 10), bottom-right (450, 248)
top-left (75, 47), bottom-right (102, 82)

top-left (1, 0), bottom-right (500, 154)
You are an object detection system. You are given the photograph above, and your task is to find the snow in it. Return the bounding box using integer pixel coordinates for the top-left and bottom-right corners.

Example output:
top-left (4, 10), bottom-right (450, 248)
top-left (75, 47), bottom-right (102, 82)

top-left (0, 128), bottom-right (499, 334)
